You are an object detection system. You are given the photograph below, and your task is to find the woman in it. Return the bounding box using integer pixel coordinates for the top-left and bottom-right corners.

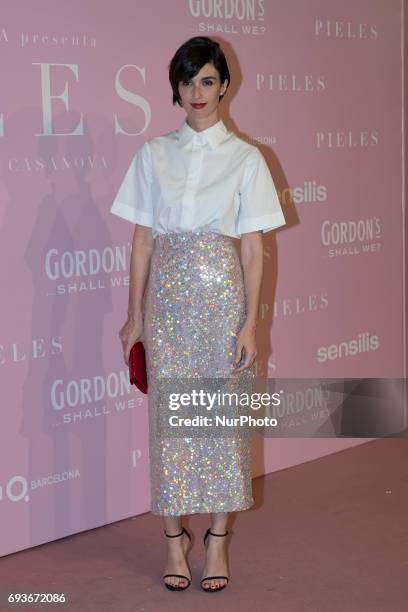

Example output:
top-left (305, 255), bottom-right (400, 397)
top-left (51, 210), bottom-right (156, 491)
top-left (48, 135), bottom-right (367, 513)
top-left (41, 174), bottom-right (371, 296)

top-left (110, 36), bottom-right (286, 592)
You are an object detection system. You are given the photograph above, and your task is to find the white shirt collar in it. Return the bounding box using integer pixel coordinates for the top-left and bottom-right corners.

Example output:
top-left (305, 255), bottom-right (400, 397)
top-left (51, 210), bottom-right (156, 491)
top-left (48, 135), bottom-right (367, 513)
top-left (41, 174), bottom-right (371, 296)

top-left (177, 118), bottom-right (229, 149)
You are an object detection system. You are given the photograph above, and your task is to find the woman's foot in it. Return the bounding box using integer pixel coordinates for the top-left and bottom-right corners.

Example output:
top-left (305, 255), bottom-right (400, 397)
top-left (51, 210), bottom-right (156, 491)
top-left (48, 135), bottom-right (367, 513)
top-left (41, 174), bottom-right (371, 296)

top-left (163, 528), bottom-right (192, 589)
top-left (201, 529), bottom-right (229, 591)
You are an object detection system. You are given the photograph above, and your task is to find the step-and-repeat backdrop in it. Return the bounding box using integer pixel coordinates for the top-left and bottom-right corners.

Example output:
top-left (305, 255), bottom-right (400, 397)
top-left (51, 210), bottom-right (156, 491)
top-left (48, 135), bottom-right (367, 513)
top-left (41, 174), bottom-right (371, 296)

top-left (0, 0), bottom-right (405, 556)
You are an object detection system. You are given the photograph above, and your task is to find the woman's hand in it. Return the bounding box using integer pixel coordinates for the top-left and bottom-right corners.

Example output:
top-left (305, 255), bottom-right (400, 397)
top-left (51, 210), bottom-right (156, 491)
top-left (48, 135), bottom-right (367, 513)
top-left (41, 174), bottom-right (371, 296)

top-left (119, 315), bottom-right (144, 366)
top-left (233, 322), bottom-right (257, 373)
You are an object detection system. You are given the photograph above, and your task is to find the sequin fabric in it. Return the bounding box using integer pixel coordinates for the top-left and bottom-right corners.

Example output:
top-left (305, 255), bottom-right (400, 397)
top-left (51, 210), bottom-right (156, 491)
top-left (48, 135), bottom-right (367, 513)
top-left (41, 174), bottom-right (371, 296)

top-left (143, 230), bottom-right (255, 516)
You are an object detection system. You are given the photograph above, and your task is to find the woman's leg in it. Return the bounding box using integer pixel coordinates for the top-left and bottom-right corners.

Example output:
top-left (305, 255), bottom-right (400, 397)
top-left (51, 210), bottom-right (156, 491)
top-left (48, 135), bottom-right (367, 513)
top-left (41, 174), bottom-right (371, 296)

top-left (201, 511), bottom-right (230, 590)
top-left (163, 515), bottom-right (191, 588)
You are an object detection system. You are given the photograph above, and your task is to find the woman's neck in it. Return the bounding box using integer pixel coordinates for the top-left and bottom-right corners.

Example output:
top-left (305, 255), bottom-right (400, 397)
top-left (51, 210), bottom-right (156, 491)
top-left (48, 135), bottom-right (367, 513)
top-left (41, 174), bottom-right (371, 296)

top-left (186, 112), bottom-right (220, 133)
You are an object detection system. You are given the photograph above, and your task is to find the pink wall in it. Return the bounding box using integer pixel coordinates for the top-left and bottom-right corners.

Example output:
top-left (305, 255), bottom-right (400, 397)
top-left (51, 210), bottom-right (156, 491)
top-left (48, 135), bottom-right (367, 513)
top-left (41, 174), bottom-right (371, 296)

top-left (0, 0), bottom-right (405, 556)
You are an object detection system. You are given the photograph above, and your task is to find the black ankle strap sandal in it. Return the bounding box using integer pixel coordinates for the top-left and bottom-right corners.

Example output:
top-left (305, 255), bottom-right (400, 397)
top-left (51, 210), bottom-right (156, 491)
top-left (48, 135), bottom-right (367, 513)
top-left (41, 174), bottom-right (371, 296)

top-left (201, 528), bottom-right (229, 592)
top-left (162, 527), bottom-right (192, 591)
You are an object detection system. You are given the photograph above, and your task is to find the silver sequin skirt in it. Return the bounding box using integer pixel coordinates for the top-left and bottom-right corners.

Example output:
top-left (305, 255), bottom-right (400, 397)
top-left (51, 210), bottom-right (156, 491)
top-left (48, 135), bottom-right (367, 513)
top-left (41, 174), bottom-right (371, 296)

top-left (143, 230), bottom-right (255, 516)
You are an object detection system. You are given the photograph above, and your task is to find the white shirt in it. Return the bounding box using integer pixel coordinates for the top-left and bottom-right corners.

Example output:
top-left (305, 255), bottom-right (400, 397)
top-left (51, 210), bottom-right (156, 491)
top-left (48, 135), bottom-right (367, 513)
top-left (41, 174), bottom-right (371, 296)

top-left (110, 118), bottom-right (286, 239)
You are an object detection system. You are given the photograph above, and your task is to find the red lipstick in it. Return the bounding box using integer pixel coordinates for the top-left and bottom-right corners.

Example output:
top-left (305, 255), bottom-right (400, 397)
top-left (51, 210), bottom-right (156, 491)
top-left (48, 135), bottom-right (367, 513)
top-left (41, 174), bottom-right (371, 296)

top-left (191, 103), bottom-right (207, 109)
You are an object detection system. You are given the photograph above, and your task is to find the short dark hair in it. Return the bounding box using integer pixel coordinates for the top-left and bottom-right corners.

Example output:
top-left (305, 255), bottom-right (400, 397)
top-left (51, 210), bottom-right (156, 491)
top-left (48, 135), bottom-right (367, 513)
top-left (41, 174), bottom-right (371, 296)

top-left (168, 36), bottom-right (230, 106)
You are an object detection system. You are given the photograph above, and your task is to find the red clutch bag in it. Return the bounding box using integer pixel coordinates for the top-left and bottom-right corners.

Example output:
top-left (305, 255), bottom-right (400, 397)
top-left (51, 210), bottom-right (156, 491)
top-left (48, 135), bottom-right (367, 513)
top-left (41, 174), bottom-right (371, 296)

top-left (129, 341), bottom-right (148, 394)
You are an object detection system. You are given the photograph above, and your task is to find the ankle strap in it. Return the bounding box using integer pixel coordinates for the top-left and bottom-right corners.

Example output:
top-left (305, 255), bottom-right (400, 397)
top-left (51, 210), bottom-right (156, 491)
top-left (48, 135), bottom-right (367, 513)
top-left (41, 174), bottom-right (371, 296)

top-left (164, 527), bottom-right (185, 538)
top-left (204, 527), bottom-right (229, 542)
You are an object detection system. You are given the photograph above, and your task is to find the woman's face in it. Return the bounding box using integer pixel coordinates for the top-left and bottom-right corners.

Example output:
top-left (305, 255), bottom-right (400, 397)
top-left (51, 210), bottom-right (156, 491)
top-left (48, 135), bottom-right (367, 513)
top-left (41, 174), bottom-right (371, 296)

top-left (178, 62), bottom-right (228, 122)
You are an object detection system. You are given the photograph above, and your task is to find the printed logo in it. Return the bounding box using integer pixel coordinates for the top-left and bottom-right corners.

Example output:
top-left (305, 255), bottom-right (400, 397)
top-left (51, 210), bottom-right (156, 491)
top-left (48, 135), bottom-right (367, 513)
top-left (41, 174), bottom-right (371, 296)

top-left (260, 292), bottom-right (329, 320)
top-left (0, 336), bottom-right (62, 366)
top-left (321, 217), bottom-right (382, 258)
top-left (256, 74), bottom-right (326, 92)
top-left (280, 181), bottom-right (328, 205)
top-left (314, 19), bottom-right (378, 40)
top-left (317, 332), bottom-right (380, 362)
top-left (188, 0), bottom-right (267, 35)
top-left (0, 470), bottom-right (80, 503)
top-left (50, 370), bottom-right (144, 426)
top-left (316, 130), bottom-right (378, 149)
top-left (44, 244), bottom-right (131, 295)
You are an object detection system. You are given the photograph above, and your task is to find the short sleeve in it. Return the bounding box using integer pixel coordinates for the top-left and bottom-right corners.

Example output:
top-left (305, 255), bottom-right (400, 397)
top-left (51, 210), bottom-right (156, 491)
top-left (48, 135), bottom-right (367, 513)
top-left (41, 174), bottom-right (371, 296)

top-left (237, 148), bottom-right (286, 234)
top-left (110, 141), bottom-right (154, 227)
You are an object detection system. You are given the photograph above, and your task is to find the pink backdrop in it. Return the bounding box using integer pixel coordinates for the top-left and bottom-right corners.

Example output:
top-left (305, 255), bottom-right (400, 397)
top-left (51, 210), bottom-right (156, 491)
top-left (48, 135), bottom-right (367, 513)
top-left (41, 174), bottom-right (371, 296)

top-left (0, 0), bottom-right (406, 556)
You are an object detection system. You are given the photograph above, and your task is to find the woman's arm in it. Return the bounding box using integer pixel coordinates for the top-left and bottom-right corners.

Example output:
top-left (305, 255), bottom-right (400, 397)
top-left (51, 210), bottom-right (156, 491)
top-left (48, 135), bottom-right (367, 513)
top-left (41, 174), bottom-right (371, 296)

top-left (127, 224), bottom-right (154, 319)
top-left (233, 230), bottom-right (263, 372)
top-left (119, 224), bottom-right (154, 365)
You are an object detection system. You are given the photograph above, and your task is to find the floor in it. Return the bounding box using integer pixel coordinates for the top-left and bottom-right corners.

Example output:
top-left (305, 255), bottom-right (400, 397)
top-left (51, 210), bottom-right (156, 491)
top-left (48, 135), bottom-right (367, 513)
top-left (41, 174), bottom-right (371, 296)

top-left (1, 438), bottom-right (407, 612)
